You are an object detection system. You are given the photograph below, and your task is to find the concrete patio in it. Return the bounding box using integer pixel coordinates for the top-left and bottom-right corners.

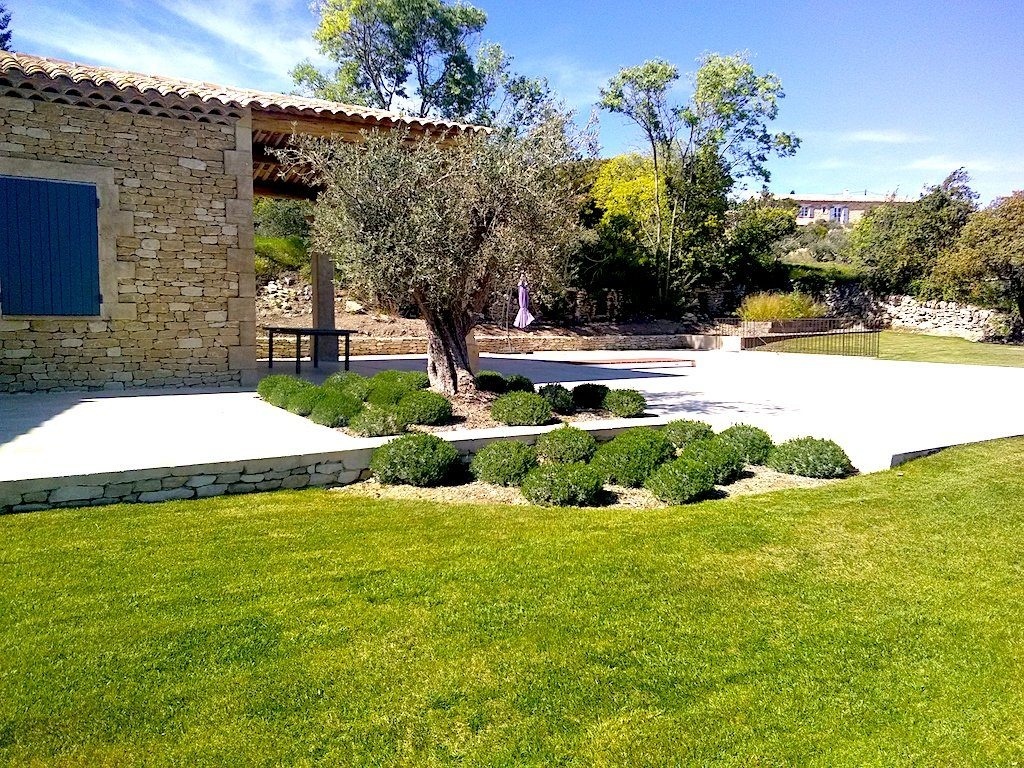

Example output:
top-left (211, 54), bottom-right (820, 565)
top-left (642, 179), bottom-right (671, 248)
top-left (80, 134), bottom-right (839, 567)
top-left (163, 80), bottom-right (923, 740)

top-left (3, 349), bottom-right (1024, 510)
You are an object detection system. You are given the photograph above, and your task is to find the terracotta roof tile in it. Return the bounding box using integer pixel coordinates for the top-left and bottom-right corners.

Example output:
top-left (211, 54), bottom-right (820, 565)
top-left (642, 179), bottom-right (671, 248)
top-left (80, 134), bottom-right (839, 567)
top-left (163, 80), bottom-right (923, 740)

top-left (0, 51), bottom-right (482, 132)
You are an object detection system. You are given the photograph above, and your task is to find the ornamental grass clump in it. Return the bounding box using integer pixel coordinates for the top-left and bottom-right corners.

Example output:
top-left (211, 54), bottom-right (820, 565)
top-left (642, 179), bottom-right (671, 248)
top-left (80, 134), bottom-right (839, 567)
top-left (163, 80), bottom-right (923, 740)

top-left (718, 423), bottom-right (774, 465)
top-left (538, 383), bottom-right (575, 415)
top-left (397, 390), bottom-right (453, 426)
top-left (645, 456), bottom-right (717, 504)
top-left (663, 419), bottom-right (715, 452)
top-left (679, 437), bottom-right (745, 485)
top-left (521, 462), bottom-right (604, 507)
top-left (349, 405), bottom-right (409, 437)
top-left (490, 392), bottom-right (552, 426)
top-left (591, 427), bottom-right (674, 487)
top-left (504, 374), bottom-right (536, 393)
top-left (535, 425), bottom-right (597, 464)
top-left (470, 440), bottom-right (538, 487)
top-left (768, 437), bottom-right (854, 478)
top-left (603, 388), bottom-right (647, 418)
top-left (370, 433), bottom-right (460, 487)
top-left (474, 370), bottom-right (506, 393)
top-left (309, 390), bottom-right (363, 428)
top-left (738, 291), bottom-right (827, 321)
top-left (572, 383), bottom-right (609, 410)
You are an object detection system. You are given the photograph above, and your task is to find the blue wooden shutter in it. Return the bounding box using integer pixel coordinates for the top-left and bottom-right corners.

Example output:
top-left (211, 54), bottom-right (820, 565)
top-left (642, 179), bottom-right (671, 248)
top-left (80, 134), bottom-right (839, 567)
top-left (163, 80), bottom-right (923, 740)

top-left (0, 176), bottom-right (101, 316)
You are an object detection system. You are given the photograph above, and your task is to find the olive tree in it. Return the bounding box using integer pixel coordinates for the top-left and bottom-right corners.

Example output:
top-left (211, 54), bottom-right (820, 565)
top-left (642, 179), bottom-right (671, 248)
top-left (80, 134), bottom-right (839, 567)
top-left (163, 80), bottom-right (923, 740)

top-left (282, 119), bottom-right (587, 394)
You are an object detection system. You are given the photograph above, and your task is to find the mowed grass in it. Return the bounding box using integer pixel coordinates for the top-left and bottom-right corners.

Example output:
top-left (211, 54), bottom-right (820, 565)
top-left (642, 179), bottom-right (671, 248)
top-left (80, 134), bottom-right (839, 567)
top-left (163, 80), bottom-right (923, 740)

top-left (763, 329), bottom-right (1024, 367)
top-left (3, 440), bottom-right (1024, 766)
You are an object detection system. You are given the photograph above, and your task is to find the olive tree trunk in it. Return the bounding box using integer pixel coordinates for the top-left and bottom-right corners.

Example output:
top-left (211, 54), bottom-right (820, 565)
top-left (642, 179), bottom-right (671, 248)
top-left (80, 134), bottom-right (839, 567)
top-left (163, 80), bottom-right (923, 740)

top-left (423, 311), bottom-right (475, 395)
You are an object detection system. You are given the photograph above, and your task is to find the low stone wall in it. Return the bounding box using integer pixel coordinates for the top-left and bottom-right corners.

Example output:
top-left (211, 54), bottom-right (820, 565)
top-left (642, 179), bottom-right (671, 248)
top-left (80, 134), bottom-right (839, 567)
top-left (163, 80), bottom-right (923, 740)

top-left (258, 333), bottom-right (721, 359)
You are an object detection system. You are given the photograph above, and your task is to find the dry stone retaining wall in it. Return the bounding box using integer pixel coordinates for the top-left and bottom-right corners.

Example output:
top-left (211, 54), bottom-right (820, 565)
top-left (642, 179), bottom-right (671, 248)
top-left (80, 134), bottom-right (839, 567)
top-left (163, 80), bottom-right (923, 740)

top-left (0, 97), bottom-right (257, 392)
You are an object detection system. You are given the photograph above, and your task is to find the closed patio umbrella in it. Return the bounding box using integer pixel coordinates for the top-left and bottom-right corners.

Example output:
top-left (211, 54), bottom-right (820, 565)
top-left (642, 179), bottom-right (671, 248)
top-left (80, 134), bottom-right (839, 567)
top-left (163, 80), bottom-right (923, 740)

top-left (513, 278), bottom-right (535, 329)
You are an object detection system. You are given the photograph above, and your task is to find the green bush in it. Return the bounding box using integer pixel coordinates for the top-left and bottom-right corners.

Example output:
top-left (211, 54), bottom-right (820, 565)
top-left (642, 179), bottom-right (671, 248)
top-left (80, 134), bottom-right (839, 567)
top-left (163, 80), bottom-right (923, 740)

top-left (474, 370), bottom-right (507, 393)
top-left (521, 463), bottom-right (603, 507)
top-left (323, 371), bottom-right (372, 401)
top-left (370, 433), bottom-right (460, 487)
top-left (349, 406), bottom-right (408, 437)
top-left (285, 385), bottom-right (327, 416)
top-left (397, 390), bottom-right (453, 426)
top-left (679, 437), bottom-right (745, 485)
top-left (254, 234), bottom-right (309, 270)
top-left (718, 424), bottom-right (774, 465)
top-left (663, 419), bottom-right (714, 452)
top-left (768, 437), bottom-right (854, 478)
top-left (603, 389), bottom-right (647, 418)
top-left (535, 425), bottom-right (597, 464)
top-left (309, 390), bottom-right (363, 427)
top-left (504, 373), bottom-right (535, 393)
top-left (645, 457), bottom-right (717, 504)
top-left (572, 383), bottom-right (609, 410)
top-left (365, 370), bottom-right (430, 406)
top-left (256, 374), bottom-right (298, 402)
top-left (591, 427), bottom-right (674, 487)
top-left (538, 383), bottom-right (575, 415)
top-left (268, 377), bottom-right (313, 408)
top-left (491, 392), bottom-right (552, 426)
top-left (470, 440), bottom-right (538, 486)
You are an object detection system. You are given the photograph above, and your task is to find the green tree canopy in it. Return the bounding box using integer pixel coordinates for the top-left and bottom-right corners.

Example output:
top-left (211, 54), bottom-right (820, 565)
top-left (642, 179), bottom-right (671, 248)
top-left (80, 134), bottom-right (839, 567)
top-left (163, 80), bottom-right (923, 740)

top-left (0, 3), bottom-right (12, 52)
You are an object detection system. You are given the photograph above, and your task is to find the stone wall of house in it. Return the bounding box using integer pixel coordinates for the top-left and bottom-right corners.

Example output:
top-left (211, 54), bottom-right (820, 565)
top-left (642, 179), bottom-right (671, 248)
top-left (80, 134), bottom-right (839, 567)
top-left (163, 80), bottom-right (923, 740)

top-left (0, 98), bottom-right (256, 392)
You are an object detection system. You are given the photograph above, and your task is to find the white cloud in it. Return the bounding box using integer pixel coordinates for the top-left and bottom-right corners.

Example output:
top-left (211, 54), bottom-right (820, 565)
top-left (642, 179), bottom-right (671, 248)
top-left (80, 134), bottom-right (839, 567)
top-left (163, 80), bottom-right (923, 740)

top-left (904, 154), bottom-right (999, 173)
top-left (840, 129), bottom-right (929, 144)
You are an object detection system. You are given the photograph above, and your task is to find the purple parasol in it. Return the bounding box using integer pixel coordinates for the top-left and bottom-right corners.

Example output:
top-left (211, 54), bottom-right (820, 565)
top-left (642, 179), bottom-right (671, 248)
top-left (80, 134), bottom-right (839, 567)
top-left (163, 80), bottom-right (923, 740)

top-left (513, 280), bottom-right (535, 329)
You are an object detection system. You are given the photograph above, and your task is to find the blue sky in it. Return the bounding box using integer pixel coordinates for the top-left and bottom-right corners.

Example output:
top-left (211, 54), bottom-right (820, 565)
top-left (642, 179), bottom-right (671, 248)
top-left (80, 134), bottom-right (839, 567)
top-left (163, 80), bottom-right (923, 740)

top-left (10, 0), bottom-right (1023, 202)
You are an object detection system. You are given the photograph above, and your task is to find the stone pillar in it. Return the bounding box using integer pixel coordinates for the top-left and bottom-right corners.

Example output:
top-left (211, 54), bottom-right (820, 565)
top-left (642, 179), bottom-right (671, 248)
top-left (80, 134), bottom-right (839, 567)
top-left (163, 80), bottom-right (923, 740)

top-left (466, 329), bottom-right (480, 374)
top-left (311, 249), bottom-right (338, 361)
top-left (225, 111), bottom-right (259, 386)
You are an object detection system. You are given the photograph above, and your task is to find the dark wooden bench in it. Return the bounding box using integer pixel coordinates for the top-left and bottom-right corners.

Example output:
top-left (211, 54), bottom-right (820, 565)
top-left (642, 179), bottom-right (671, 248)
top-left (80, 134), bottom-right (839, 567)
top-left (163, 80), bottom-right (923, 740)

top-left (265, 326), bottom-right (356, 374)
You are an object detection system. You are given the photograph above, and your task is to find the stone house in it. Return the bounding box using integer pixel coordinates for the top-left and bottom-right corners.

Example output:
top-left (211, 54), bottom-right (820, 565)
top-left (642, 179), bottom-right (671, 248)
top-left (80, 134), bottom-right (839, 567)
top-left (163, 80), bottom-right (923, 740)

top-left (792, 192), bottom-right (911, 227)
top-left (0, 52), bottom-right (477, 393)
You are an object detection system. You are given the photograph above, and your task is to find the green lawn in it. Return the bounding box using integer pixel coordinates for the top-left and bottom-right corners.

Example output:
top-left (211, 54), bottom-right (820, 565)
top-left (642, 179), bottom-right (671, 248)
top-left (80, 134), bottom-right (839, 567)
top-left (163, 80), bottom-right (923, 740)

top-left (4, 440), bottom-right (1024, 765)
top-left (878, 330), bottom-right (1024, 367)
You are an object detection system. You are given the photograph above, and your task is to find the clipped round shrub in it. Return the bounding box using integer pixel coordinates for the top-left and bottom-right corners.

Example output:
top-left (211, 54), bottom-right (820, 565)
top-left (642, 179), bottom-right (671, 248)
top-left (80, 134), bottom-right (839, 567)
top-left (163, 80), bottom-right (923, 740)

top-left (768, 437), bottom-right (854, 478)
top-left (474, 370), bottom-right (507, 393)
top-left (370, 433), bottom-right (460, 487)
top-left (470, 440), bottom-right (538, 486)
top-left (323, 371), bottom-right (371, 401)
top-left (535, 425), bottom-right (597, 464)
top-left (538, 383), bottom-right (575, 415)
top-left (603, 388), bottom-right (647, 418)
top-left (490, 391), bottom-right (552, 426)
top-left (718, 423), bottom-right (774, 465)
top-left (504, 373), bottom-right (535, 393)
top-left (646, 457), bottom-right (717, 504)
top-left (285, 385), bottom-right (327, 416)
top-left (663, 419), bottom-right (714, 452)
top-left (396, 390), bottom-right (453, 426)
top-left (268, 377), bottom-right (313, 408)
top-left (309, 390), bottom-right (363, 427)
top-left (349, 405), bottom-right (409, 437)
top-left (256, 374), bottom-right (297, 402)
top-left (572, 383), bottom-right (609, 410)
top-left (591, 427), bottom-right (674, 487)
top-left (521, 462), bottom-right (603, 507)
top-left (365, 370), bottom-right (427, 407)
top-left (679, 437), bottom-right (745, 485)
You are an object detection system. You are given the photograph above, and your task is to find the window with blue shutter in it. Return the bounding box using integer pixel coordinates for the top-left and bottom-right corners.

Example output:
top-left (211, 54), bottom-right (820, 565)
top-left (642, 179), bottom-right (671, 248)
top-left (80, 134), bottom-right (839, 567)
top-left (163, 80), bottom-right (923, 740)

top-left (0, 176), bottom-right (101, 316)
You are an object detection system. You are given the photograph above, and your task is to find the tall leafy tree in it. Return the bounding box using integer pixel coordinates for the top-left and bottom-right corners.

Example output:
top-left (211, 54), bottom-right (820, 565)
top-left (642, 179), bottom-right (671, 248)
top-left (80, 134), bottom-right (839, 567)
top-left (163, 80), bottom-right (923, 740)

top-left (282, 118), bottom-right (590, 394)
top-left (852, 168), bottom-right (978, 294)
top-left (932, 191), bottom-right (1024, 317)
top-left (0, 3), bottom-right (12, 52)
top-left (599, 53), bottom-right (799, 306)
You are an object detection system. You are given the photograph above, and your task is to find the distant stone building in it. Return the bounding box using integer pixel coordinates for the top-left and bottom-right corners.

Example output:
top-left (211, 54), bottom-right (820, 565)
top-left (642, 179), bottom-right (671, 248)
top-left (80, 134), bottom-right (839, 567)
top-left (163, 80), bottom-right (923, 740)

top-left (791, 192), bottom-right (911, 227)
top-left (0, 52), bottom-right (478, 393)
